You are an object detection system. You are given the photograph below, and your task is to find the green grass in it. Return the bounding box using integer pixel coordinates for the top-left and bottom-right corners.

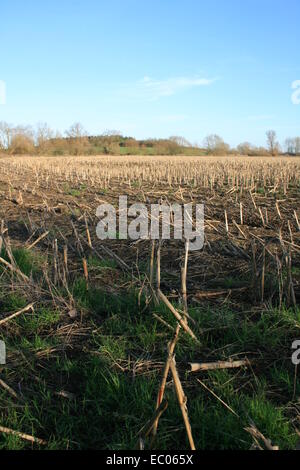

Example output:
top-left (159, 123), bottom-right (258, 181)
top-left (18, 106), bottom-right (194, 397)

top-left (20, 307), bottom-right (61, 334)
top-left (291, 266), bottom-right (300, 276)
top-left (188, 371), bottom-right (297, 450)
top-left (63, 183), bottom-right (87, 197)
top-left (88, 256), bottom-right (118, 270)
top-left (0, 247), bottom-right (44, 278)
top-left (0, 292), bottom-right (28, 311)
top-left (0, 276), bottom-right (298, 450)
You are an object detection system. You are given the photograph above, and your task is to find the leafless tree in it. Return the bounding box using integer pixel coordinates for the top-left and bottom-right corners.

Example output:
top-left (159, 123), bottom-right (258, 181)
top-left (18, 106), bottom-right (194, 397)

top-left (295, 137), bottom-right (300, 154)
top-left (36, 122), bottom-right (53, 153)
top-left (285, 137), bottom-right (300, 155)
top-left (0, 121), bottom-right (13, 149)
top-left (65, 122), bottom-right (87, 139)
top-left (65, 122), bottom-right (88, 155)
top-left (266, 130), bottom-right (280, 155)
top-left (237, 142), bottom-right (255, 155)
top-left (9, 125), bottom-right (35, 154)
top-left (203, 134), bottom-right (230, 155)
top-left (169, 136), bottom-right (191, 147)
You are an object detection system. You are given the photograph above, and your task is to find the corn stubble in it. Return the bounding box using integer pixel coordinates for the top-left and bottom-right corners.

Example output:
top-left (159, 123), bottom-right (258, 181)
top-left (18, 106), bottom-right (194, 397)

top-left (0, 154), bottom-right (299, 450)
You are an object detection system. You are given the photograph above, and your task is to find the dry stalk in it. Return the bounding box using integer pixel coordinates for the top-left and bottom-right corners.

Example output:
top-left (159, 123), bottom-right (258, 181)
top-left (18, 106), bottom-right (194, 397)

top-left (151, 323), bottom-right (181, 440)
top-left (258, 207), bottom-right (265, 226)
top-left (240, 202), bottom-right (243, 225)
top-left (189, 358), bottom-right (251, 372)
top-left (156, 240), bottom-right (161, 291)
top-left (261, 245), bottom-right (266, 302)
top-left (152, 313), bottom-right (175, 332)
top-left (197, 378), bottom-right (239, 418)
top-left (170, 356), bottom-right (196, 450)
top-left (84, 215), bottom-right (93, 248)
top-left (275, 200), bottom-right (282, 220)
top-left (250, 191), bottom-right (257, 210)
top-left (0, 256), bottom-right (30, 283)
top-left (181, 239), bottom-right (189, 318)
top-left (232, 220), bottom-right (247, 239)
top-left (53, 239), bottom-right (58, 285)
top-left (0, 377), bottom-right (19, 399)
top-left (294, 210), bottom-right (300, 231)
top-left (245, 422), bottom-right (279, 450)
top-left (0, 303), bottom-right (34, 326)
top-left (82, 257), bottom-right (89, 283)
top-left (224, 210), bottom-right (229, 234)
top-left (0, 425), bottom-right (47, 446)
top-left (149, 239), bottom-right (155, 287)
top-left (138, 399), bottom-right (168, 446)
top-left (27, 231), bottom-right (49, 250)
top-left (288, 220), bottom-right (294, 244)
top-left (157, 290), bottom-right (198, 342)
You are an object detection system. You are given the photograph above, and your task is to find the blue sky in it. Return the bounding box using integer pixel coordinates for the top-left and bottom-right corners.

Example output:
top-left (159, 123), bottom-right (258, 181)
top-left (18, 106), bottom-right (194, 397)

top-left (1, 0), bottom-right (300, 146)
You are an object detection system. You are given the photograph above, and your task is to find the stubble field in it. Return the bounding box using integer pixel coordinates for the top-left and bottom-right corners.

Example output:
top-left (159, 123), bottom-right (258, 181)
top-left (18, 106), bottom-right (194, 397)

top-left (0, 154), bottom-right (299, 450)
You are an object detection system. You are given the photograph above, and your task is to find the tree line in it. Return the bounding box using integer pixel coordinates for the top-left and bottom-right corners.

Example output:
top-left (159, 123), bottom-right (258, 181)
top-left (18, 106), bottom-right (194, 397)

top-left (0, 121), bottom-right (299, 156)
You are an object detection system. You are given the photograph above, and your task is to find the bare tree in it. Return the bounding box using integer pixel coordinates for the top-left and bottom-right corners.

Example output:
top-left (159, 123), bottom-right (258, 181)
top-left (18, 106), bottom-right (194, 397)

top-left (203, 134), bottom-right (230, 155)
top-left (169, 136), bottom-right (191, 147)
top-left (266, 130), bottom-right (280, 155)
top-left (0, 121), bottom-right (13, 149)
top-left (285, 137), bottom-right (300, 155)
top-left (36, 122), bottom-right (53, 153)
top-left (285, 138), bottom-right (295, 154)
top-left (295, 137), bottom-right (300, 154)
top-left (65, 122), bottom-right (88, 155)
top-left (237, 142), bottom-right (255, 156)
top-left (65, 122), bottom-right (87, 139)
top-left (9, 125), bottom-right (35, 154)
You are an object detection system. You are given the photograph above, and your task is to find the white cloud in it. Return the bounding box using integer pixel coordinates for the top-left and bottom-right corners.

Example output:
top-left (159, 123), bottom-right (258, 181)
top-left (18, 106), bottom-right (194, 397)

top-left (120, 76), bottom-right (215, 101)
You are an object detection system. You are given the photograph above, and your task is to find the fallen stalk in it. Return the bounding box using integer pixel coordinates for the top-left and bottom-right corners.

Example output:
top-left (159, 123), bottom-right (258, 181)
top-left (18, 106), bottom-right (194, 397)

top-left (157, 289), bottom-right (198, 342)
top-left (151, 323), bottom-right (181, 440)
top-left (245, 421), bottom-right (279, 450)
top-left (138, 399), bottom-right (168, 445)
top-left (189, 358), bottom-right (251, 373)
top-left (197, 378), bottom-right (239, 418)
top-left (0, 377), bottom-right (18, 399)
top-left (0, 256), bottom-right (30, 283)
top-left (170, 356), bottom-right (196, 450)
top-left (0, 303), bottom-right (34, 326)
top-left (0, 425), bottom-right (47, 446)
top-left (27, 231), bottom-right (49, 250)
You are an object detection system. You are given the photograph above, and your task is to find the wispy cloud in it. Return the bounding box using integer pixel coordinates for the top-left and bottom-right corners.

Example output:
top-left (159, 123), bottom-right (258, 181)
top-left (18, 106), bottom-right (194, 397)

top-left (119, 76), bottom-right (216, 101)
